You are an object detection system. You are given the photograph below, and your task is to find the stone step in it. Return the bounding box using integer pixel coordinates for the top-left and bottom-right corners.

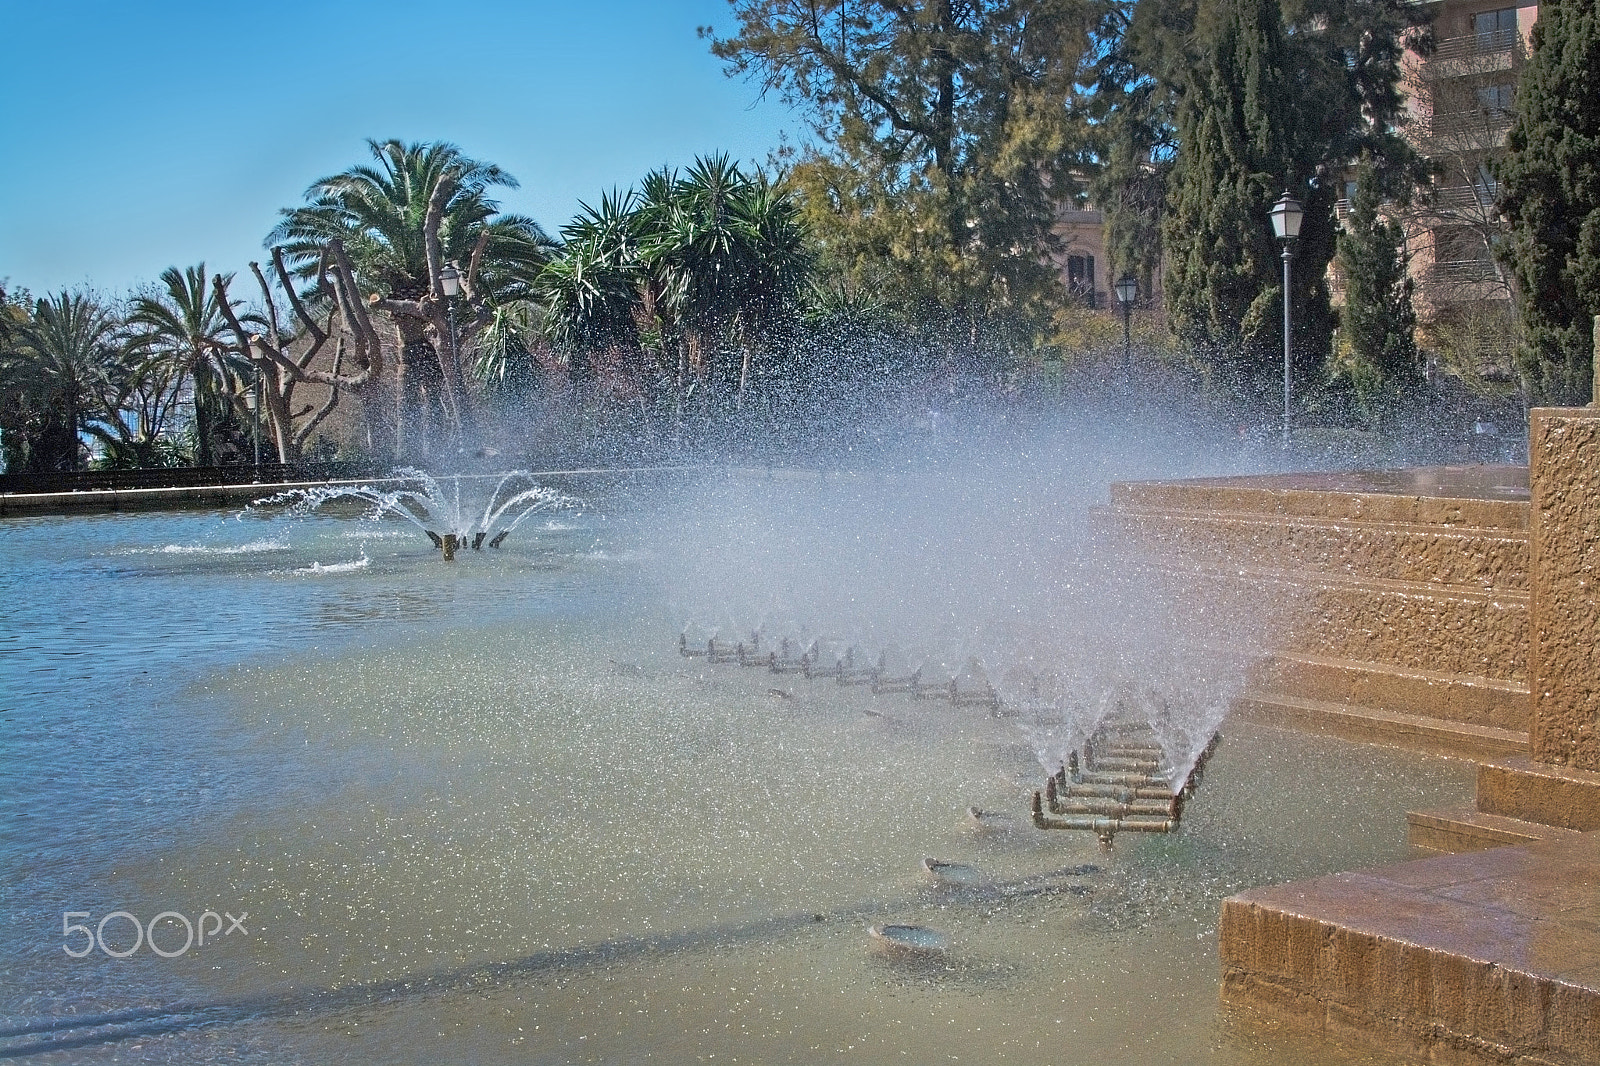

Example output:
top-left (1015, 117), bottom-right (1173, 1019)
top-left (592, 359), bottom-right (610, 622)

top-left (1220, 832), bottom-right (1600, 1066)
top-left (1231, 691), bottom-right (1529, 762)
top-left (1159, 567), bottom-right (1528, 685)
top-left (1406, 806), bottom-right (1583, 853)
top-left (1109, 467), bottom-right (1529, 529)
top-left (1091, 505), bottom-right (1528, 593)
top-left (1250, 653), bottom-right (1528, 732)
top-left (1476, 758), bottom-right (1600, 832)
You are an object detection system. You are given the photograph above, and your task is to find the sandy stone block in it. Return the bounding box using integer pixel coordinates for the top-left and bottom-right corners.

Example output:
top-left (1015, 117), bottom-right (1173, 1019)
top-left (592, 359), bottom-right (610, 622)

top-left (1321, 998), bottom-right (1433, 1061)
top-left (1544, 979), bottom-right (1600, 1061)
top-left (1478, 760), bottom-right (1600, 833)
top-left (1325, 925), bottom-right (1382, 1009)
top-left (1220, 968), bottom-right (1327, 1028)
top-left (1528, 409), bottom-right (1600, 771)
top-left (1376, 932), bottom-right (1436, 1022)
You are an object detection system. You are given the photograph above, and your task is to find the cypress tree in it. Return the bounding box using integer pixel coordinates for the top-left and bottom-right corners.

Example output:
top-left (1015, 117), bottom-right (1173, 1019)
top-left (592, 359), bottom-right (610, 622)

top-left (1161, 0), bottom-right (1337, 405)
top-left (1335, 157), bottom-right (1420, 424)
top-left (1147, 0), bottom-right (1423, 411)
top-left (1496, 0), bottom-right (1600, 405)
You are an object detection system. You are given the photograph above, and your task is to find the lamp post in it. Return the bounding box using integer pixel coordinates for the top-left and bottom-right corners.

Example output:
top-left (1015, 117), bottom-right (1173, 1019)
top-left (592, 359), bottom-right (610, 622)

top-left (1114, 274), bottom-right (1138, 369)
top-left (1269, 190), bottom-right (1304, 452)
top-left (439, 261), bottom-right (461, 361)
top-left (439, 262), bottom-right (462, 457)
top-left (244, 372), bottom-right (261, 481)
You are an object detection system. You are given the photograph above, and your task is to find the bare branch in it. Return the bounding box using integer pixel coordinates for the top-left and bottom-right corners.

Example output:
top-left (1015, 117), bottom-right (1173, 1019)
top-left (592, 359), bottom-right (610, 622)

top-left (269, 246), bottom-right (329, 348)
top-left (294, 340), bottom-right (343, 451)
top-left (424, 174), bottom-right (456, 300)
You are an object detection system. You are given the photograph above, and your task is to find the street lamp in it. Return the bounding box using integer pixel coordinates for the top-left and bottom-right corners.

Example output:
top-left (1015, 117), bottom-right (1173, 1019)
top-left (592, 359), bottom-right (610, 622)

top-left (1114, 274), bottom-right (1138, 368)
top-left (1269, 190), bottom-right (1304, 452)
top-left (243, 372), bottom-right (261, 481)
top-left (439, 262), bottom-right (462, 447)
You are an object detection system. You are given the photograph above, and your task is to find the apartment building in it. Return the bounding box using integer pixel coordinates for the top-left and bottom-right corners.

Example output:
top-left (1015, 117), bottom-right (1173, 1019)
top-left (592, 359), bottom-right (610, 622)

top-left (1402, 0), bottom-right (1537, 315)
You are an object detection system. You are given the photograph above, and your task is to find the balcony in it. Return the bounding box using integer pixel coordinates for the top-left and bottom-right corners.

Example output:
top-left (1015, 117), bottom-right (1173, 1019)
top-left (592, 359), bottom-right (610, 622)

top-left (1427, 259), bottom-right (1501, 285)
top-left (1426, 110), bottom-right (1514, 146)
top-left (1423, 29), bottom-right (1519, 79)
top-left (1434, 184), bottom-right (1498, 211)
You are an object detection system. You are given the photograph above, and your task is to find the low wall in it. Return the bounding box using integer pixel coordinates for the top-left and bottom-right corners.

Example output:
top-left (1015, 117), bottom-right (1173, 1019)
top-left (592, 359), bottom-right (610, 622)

top-left (1528, 407), bottom-right (1600, 770)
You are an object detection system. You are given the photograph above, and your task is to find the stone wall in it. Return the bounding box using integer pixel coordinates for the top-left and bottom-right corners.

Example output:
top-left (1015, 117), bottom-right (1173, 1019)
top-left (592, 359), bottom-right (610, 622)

top-left (1528, 407), bottom-right (1600, 770)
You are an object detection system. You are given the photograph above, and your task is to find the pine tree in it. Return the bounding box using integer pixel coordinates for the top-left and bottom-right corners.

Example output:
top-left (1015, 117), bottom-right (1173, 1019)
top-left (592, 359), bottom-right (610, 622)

top-left (711, 1), bottom-right (1102, 347)
top-left (1496, 0), bottom-right (1600, 405)
top-left (1335, 158), bottom-right (1419, 424)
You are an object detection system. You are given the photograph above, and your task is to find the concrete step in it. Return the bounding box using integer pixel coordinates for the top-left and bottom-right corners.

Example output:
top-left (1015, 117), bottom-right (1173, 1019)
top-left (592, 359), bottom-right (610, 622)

top-left (1159, 567), bottom-right (1528, 685)
top-left (1221, 830), bottom-right (1600, 1066)
top-left (1231, 691), bottom-right (1529, 762)
top-left (1406, 806), bottom-right (1583, 853)
top-left (1250, 653), bottom-right (1528, 732)
top-left (1476, 758), bottom-right (1600, 832)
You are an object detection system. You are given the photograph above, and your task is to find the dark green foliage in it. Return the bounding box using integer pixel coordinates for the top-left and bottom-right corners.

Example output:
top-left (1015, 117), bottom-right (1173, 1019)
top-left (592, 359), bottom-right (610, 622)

top-left (534, 155), bottom-right (812, 407)
top-left (0, 291), bottom-right (122, 472)
top-left (1160, 0), bottom-right (1300, 393)
top-left (1124, 0), bottom-right (1424, 409)
top-left (711, 0), bottom-right (1102, 349)
top-left (270, 140), bottom-right (556, 302)
top-left (1335, 157), bottom-right (1420, 423)
top-left (127, 265), bottom-right (252, 468)
top-left (1496, 0), bottom-right (1600, 405)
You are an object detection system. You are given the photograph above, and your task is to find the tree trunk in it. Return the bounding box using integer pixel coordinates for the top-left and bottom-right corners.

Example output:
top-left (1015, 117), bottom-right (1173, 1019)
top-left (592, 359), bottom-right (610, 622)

top-left (192, 358), bottom-right (214, 467)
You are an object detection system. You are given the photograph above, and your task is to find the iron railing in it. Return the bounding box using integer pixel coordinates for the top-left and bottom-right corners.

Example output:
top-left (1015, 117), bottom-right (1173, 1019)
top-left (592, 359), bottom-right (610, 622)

top-left (1431, 28), bottom-right (1519, 62)
top-left (0, 461), bottom-right (384, 496)
top-left (1427, 259), bottom-right (1501, 285)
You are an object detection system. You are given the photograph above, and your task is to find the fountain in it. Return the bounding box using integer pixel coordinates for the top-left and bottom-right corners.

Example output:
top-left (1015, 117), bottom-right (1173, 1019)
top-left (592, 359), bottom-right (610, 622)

top-left (3, 424), bottom-right (1530, 1064)
top-left (679, 616), bottom-right (1224, 848)
top-left (257, 467), bottom-right (581, 560)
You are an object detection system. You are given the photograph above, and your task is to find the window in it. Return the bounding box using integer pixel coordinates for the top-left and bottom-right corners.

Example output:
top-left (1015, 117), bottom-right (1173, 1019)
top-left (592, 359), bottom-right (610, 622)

top-left (1473, 164), bottom-right (1499, 206)
top-left (1067, 254), bottom-right (1096, 308)
top-left (1471, 8), bottom-right (1517, 51)
top-left (1435, 226), bottom-right (1490, 263)
top-left (1476, 83), bottom-right (1514, 113)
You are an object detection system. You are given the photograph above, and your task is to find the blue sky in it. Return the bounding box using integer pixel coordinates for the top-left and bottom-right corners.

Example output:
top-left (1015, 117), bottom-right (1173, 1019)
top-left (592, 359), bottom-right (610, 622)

top-left (0, 1), bottom-right (799, 297)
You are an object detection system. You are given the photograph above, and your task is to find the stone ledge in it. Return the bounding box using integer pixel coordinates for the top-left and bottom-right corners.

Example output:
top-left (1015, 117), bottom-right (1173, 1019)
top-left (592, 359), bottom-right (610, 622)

top-left (1478, 759), bottom-right (1600, 833)
top-left (1220, 832), bottom-right (1600, 1065)
top-left (1093, 506), bottom-right (1531, 592)
top-left (1110, 466), bottom-right (1530, 529)
top-left (1252, 653), bottom-right (1529, 732)
top-left (1408, 807), bottom-right (1584, 853)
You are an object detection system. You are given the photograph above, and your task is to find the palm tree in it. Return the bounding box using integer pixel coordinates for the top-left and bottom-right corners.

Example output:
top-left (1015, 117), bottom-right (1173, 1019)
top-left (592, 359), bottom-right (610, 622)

top-left (637, 155), bottom-right (811, 403)
top-left (537, 190), bottom-right (646, 369)
top-left (128, 265), bottom-right (252, 467)
top-left (269, 139), bottom-right (556, 456)
top-left (1, 292), bottom-right (122, 471)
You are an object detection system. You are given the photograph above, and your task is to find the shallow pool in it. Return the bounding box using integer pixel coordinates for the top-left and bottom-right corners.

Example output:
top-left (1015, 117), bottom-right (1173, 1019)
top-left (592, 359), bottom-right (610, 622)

top-left (0, 474), bottom-right (1474, 1064)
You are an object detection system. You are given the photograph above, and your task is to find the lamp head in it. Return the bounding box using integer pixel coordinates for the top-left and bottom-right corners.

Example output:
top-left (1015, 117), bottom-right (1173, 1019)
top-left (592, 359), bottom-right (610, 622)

top-left (439, 262), bottom-right (462, 297)
top-left (1270, 190), bottom-right (1304, 241)
top-left (1114, 274), bottom-right (1138, 306)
